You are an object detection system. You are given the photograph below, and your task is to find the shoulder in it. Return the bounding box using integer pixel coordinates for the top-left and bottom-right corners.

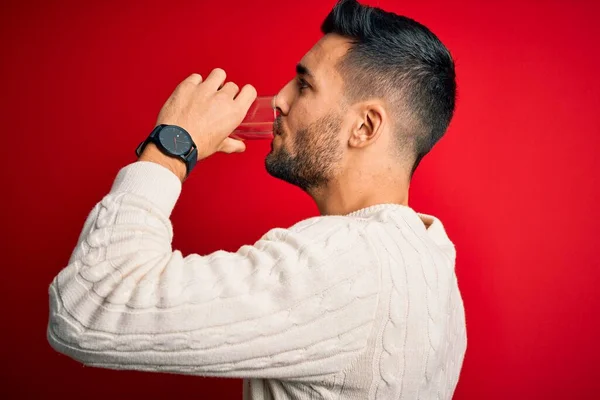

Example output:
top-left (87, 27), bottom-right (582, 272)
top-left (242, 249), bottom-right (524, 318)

top-left (270, 214), bottom-right (369, 238)
top-left (256, 215), bottom-right (373, 257)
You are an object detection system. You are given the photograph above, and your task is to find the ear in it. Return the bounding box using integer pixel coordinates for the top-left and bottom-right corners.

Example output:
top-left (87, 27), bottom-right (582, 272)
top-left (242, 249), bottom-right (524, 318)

top-left (348, 102), bottom-right (386, 148)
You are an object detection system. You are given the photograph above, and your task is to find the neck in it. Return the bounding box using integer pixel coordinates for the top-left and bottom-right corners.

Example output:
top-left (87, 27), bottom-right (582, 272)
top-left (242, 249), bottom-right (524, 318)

top-left (309, 166), bottom-right (410, 216)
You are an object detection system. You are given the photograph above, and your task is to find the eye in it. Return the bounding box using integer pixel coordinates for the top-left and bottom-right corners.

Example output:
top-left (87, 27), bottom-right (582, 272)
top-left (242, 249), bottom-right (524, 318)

top-left (296, 77), bottom-right (309, 92)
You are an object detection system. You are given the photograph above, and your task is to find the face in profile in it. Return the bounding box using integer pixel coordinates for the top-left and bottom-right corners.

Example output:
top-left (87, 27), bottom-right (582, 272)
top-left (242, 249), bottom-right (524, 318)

top-left (265, 34), bottom-right (352, 193)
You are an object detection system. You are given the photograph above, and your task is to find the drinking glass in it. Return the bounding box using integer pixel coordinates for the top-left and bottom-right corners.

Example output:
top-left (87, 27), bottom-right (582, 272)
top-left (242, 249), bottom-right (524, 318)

top-left (229, 96), bottom-right (276, 140)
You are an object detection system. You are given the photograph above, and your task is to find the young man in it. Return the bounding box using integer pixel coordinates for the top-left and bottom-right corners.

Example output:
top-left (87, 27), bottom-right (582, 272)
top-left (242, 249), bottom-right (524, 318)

top-left (47, 1), bottom-right (467, 399)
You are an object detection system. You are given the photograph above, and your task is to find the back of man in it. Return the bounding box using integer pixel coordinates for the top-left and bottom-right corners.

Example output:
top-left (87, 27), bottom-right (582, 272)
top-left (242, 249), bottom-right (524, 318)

top-left (244, 205), bottom-right (467, 399)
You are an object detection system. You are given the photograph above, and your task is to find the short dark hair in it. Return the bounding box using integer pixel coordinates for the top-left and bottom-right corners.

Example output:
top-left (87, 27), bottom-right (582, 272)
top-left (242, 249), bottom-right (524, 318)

top-left (321, 0), bottom-right (456, 177)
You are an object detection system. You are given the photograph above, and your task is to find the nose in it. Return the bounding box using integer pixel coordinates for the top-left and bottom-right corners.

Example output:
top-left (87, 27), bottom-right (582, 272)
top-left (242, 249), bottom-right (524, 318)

top-left (273, 80), bottom-right (295, 116)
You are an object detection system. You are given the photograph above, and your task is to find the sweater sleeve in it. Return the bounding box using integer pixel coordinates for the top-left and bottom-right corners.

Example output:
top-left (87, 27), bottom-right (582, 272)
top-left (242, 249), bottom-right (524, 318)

top-left (47, 161), bottom-right (380, 381)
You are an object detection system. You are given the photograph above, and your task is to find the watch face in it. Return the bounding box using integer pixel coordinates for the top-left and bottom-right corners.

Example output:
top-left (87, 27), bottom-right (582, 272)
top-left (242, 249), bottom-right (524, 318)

top-left (157, 126), bottom-right (193, 156)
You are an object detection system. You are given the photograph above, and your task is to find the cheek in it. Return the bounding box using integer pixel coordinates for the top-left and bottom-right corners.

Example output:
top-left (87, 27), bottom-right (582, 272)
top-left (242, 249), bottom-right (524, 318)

top-left (287, 99), bottom-right (312, 129)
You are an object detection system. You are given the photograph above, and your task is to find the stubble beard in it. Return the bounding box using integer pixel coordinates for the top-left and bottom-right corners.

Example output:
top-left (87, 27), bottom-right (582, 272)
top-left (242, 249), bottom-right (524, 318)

top-left (265, 114), bottom-right (344, 193)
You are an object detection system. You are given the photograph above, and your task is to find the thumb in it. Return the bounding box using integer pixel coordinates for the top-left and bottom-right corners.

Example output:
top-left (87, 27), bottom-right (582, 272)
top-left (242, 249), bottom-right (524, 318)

top-left (218, 137), bottom-right (247, 154)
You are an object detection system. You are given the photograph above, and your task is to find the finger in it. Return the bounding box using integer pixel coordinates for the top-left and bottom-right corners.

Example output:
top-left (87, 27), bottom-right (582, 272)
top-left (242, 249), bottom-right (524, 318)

top-left (220, 82), bottom-right (240, 98)
top-left (204, 68), bottom-right (227, 92)
top-left (235, 84), bottom-right (258, 110)
top-left (218, 137), bottom-right (246, 154)
top-left (173, 73), bottom-right (202, 96)
top-left (186, 73), bottom-right (203, 85)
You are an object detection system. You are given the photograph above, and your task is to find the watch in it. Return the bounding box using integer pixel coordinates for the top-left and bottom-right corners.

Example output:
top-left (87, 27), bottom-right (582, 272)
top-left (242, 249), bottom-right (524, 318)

top-left (135, 124), bottom-right (198, 177)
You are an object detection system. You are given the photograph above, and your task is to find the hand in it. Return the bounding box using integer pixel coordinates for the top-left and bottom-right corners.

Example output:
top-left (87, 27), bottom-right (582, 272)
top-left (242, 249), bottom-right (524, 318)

top-left (155, 69), bottom-right (257, 161)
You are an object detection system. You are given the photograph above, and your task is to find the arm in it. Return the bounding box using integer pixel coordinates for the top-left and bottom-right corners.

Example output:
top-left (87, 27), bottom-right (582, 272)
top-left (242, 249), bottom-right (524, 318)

top-left (47, 160), bottom-right (380, 380)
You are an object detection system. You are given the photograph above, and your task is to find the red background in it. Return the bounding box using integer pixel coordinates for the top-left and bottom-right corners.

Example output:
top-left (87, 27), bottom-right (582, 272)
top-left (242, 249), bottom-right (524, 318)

top-left (1, 0), bottom-right (599, 398)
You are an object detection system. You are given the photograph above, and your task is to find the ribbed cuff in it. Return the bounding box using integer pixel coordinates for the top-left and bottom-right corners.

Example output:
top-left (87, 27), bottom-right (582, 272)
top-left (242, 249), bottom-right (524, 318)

top-left (109, 161), bottom-right (182, 217)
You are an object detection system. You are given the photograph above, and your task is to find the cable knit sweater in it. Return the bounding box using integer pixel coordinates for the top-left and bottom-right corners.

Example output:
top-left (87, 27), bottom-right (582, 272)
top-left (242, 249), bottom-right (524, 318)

top-left (47, 161), bottom-right (467, 399)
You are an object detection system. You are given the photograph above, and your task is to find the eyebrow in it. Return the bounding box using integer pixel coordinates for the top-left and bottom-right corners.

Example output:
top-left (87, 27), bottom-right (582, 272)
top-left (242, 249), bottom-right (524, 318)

top-left (296, 63), bottom-right (314, 79)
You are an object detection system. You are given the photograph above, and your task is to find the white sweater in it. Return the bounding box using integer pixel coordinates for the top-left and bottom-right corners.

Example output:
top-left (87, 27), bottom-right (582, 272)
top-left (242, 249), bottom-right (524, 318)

top-left (47, 161), bottom-right (467, 399)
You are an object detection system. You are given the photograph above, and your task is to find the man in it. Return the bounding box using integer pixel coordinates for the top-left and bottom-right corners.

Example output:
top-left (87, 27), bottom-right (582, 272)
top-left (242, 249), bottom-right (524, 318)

top-left (47, 0), bottom-right (467, 399)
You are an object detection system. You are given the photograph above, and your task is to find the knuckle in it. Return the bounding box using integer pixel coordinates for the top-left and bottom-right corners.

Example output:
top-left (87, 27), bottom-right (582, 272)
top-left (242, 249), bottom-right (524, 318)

top-left (173, 84), bottom-right (186, 95)
top-left (177, 79), bottom-right (194, 90)
top-left (212, 68), bottom-right (226, 79)
top-left (243, 84), bottom-right (257, 97)
top-left (215, 90), bottom-right (229, 99)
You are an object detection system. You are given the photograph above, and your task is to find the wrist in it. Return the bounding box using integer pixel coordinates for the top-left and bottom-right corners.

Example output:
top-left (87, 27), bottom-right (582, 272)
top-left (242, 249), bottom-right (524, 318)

top-left (138, 143), bottom-right (187, 183)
